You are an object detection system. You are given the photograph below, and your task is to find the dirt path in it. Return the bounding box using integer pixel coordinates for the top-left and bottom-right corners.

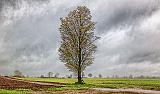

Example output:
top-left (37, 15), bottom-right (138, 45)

top-left (92, 88), bottom-right (160, 94)
top-left (31, 89), bottom-right (141, 94)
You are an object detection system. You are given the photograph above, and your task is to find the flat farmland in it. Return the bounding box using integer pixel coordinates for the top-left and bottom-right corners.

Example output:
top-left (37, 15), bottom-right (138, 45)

top-left (19, 78), bottom-right (160, 90)
top-left (1, 77), bottom-right (160, 94)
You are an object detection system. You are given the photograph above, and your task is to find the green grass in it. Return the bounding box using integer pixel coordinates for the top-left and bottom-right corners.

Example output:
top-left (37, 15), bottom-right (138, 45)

top-left (18, 77), bottom-right (77, 84)
top-left (18, 78), bottom-right (160, 90)
top-left (48, 83), bottom-right (94, 91)
top-left (0, 89), bottom-right (31, 94)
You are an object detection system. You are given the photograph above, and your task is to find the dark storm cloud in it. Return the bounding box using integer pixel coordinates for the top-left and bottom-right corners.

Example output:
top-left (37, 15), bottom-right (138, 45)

top-left (95, 0), bottom-right (160, 32)
top-left (128, 51), bottom-right (160, 63)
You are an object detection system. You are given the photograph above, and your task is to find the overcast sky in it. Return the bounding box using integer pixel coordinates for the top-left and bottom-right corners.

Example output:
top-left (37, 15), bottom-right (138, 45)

top-left (0, 0), bottom-right (160, 77)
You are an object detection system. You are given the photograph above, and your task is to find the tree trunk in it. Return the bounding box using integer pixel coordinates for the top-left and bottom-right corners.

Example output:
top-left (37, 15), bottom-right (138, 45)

top-left (77, 46), bottom-right (83, 84)
top-left (77, 35), bottom-right (83, 84)
top-left (77, 67), bottom-right (82, 84)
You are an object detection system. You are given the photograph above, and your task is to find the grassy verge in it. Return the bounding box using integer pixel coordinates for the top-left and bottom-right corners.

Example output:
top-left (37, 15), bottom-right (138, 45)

top-left (0, 89), bottom-right (31, 94)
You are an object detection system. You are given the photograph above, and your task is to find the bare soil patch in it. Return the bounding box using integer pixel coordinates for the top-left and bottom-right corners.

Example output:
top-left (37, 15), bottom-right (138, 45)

top-left (0, 76), bottom-right (64, 90)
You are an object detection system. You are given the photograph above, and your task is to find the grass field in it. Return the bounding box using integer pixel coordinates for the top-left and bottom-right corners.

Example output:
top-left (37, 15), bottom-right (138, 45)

top-left (1, 78), bottom-right (160, 94)
top-left (18, 78), bottom-right (160, 90)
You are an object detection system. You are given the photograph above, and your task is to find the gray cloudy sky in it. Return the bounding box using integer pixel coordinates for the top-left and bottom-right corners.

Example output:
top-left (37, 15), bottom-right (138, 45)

top-left (0, 0), bottom-right (160, 77)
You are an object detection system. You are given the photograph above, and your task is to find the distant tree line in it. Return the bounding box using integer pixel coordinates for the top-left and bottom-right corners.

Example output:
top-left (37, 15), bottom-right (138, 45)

top-left (5, 70), bottom-right (160, 79)
top-left (40, 72), bottom-right (60, 78)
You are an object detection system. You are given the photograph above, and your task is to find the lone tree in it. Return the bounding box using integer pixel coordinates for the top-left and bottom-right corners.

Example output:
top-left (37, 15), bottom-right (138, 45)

top-left (13, 70), bottom-right (24, 78)
top-left (59, 6), bottom-right (99, 84)
top-left (88, 73), bottom-right (93, 78)
top-left (98, 74), bottom-right (102, 78)
top-left (48, 72), bottom-right (53, 78)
